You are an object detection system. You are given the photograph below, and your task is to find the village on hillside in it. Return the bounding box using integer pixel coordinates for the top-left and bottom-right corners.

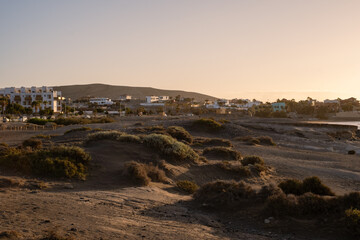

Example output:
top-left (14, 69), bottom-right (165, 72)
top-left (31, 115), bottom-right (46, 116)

top-left (0, 86), bottom-right (360, 122)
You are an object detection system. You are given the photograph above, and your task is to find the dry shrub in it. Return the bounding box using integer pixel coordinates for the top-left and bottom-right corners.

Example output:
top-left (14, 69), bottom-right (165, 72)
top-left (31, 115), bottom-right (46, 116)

top-left (257, 184), bottom-right (283, 200)
top-left (166, 126), bottom-right (193, 144)
top-left (341, 192), bottom-right (360, 210)
top-left (193, 137), bottom-right (232, 147)
top-left (297, 192), bottom-right (338, 216)
top-left (134, 126), bottom-right (166, 135)
top-left (233, 136), bottom-right (260, 145)
top-left (86, 130), bottom-right (124, 142)
top-left (264, 192), bottom-right (298, 216)
top-left (348, 150), bottom-right (356, 155)
top-left (345, 208), bottom-right (360, 235)
top-left (192, 118), bottom-right (223, 132)
top-left (193, 180), bottom-right (256, 208)
top-left (234, 136), bottom-right (276, 146)
top-left (124, 161), bottom-right (150, 186)
top-left (22, 138), bottom-right (42, 150)
top-left (143, 134), bottom-right (199, 163)
top-left (216, 161), bottom-right (251, 177)
top-left (64, 127), bottom-right (92, 134)
top-left (242, 156), bottom-right (264, 166)
top-left (278, 177), bottom-right (335, 196)
top-left (176, 180), bottom-right (199, 194)
top-left (124, 161), bottom-right (167, 186)
top-left (203, 147), bottom-right (241, 160)
top-left (134, 122), bottom-right (144, 126)
top-left (257, 136), bottom-right (276, 146)
top-left (32, 134), bottom-right (51, 139)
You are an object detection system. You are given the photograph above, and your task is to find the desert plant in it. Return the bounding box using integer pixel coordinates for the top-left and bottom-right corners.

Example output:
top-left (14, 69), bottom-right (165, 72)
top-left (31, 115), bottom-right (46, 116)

top-left (233, 136), bottom-right (260, 145)
top-left (192, 118), bottom-right (223, 132)
top-left (143, 134), bottom-right (199, 162)
top-left (166, 126), bottom-right (193, 144)
top-left (241, 156), bottom-right (264, 166)
top-left (257, 136), bottom-right (276, 146)
top-left (124, 161), bottom-right (167, 186)
top-left (193, 137), bottom-right (232, 147)
top-left (278, 177), bottom-right (334, 196)
top-left (22, 138), bottom-right (42, 150)
top-left (345, 208), bottom-right (360, 235)
top-left (348, 150), bottom-right (356, 155)
top-left (124, 161), bottom-right (151, 186)
top-left (193, 180), bottom-right (256, 208)
top-left (176, 180), bottom-right (199, 194)
top-left (203, 147), bottom-right (241, 160)
top-left (263, 192), bottom-right (298, 216)
top-left (32, 134), bottom-right (51, 139)
top-left (216, 161), bottom-right (251, 177)
top-left (302, 176), bottom-right (335, 196)
top-left (64, 127), bottom-right (92, 134)
top-left (86, 130), bottom-right (124, 142)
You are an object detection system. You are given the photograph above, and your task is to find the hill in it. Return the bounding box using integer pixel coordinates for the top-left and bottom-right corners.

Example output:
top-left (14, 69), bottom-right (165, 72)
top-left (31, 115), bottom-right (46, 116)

top-left (53, 84), bottom-right (217, 101)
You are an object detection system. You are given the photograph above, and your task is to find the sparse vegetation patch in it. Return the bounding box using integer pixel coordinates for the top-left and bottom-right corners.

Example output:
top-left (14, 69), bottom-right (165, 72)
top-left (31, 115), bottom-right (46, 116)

top-left (176, 180), bottom-right (199, 194)
top-left (192, 118), bottom-right (223, 132)
top-left (203, 147), bottom-right (241, 160)
top-left (124, 161), bottom-right (167, 186)
top-left (64, 127), bottom-right (92, 134)
top-left (166, 126), bottom-right (193, 144)
top-left (278, 176), bottom-right (335, 196)
top-left (193, 137), bottom-right (232, 147)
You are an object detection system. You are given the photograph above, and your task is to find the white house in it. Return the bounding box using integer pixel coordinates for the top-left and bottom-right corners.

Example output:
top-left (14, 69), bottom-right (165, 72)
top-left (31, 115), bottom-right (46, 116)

top-left (89, 98), bottom-right (114, 105)
top-left (0, 86), bottom-right (62, 112)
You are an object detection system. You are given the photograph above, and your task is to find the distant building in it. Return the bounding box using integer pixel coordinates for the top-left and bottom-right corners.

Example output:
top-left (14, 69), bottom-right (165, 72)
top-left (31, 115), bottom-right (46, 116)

top-left (0, 86), bottom-right (62, 112)
top-left (272, 102), bottom-right (286, 112)
top-left (324, 99), bottom-right (340, 104)
top-left (145, 96), bottom-right (169, 103)
top-left (89, 98), bottom-right (114, 105)
top-left (119, 95), bottom-right (131, 101)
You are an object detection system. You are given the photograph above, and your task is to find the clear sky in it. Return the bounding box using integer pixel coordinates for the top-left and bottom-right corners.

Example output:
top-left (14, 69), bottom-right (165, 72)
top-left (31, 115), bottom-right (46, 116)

top-left (1, 0), bottom-right (359, 101)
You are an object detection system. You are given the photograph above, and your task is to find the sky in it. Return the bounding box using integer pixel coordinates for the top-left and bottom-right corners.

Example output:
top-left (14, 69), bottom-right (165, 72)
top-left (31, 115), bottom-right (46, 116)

top-left (0, 0), bottom-right (359, 101)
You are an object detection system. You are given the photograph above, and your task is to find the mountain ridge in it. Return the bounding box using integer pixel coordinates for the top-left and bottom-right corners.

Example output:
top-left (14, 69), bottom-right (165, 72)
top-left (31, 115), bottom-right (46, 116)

top-left (53, 83), bottom-right (217, 101)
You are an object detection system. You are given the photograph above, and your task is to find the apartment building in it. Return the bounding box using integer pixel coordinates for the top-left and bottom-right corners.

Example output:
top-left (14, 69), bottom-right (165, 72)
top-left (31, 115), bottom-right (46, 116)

top-left (145, 96), bottom-right (169, 103)
top-left (0, 86), bottom-right (62, 112)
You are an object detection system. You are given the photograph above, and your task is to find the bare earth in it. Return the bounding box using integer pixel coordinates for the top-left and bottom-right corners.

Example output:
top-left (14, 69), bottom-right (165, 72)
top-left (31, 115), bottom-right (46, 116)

top-left (0, 116), bottom-right (359, 239)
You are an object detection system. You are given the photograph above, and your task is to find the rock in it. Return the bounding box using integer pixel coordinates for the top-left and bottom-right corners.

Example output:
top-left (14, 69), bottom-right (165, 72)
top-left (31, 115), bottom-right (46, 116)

top-left (264, 219), bottom-right (271, 224)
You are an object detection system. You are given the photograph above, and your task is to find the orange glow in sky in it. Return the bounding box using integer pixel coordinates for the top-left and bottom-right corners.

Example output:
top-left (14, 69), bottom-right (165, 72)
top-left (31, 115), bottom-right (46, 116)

top-left (0, 0), bottom-right (359, 101)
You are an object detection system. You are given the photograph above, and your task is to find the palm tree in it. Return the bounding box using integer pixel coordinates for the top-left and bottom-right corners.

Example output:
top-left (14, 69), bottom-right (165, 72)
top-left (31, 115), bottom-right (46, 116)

top-left (0, 97), bottom-right (9, 116)
top-left (31, 101), bottom-right (41, 113)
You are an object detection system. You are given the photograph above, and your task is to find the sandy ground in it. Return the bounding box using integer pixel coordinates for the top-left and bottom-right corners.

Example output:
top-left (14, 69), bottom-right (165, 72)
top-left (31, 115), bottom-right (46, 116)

top-left (0, 117), bottom-right (359, 239)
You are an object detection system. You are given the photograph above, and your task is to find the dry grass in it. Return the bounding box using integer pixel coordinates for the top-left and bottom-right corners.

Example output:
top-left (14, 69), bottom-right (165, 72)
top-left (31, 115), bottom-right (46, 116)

top-left (203, 147), bottom-right (241, 160)
top-left (124, 161), bottom-right (167, 186)
top-left (241, 156), bottom-right (265, 166)
top-left (193, 137), bottom-right (232, 147)
top-left (192, 118), bottom-right (223, 132)
top-left (234, 136), bottom-right (276, 146)
top-left (166, 126), bottom-right (193, 144)
top-left (176, 180), bottom-right (199, 194)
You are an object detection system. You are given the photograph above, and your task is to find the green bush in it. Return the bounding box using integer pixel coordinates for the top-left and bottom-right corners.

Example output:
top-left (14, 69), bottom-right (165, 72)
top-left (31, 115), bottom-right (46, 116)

top-left (176, 180), bottom-right (199, 194)
top-left (64, 127), bottom-right (92, 134)
top-left (192, 118), bottom-right (223, 132)
top-left (345, 208), bottom-right (360, 235)
top-left (0, 146), bottom-right (91, 179)
top-left (278, 177), bottom-right (335, 196)
top-left (166, 126), bottom-right (193, 144)
top-left (22, 138), bottom-right (42, 150)
top-left (193, 180), bottom-right (255, 208)
top-left (203, 147), bottom-right (241, 160)
top-left (242, 156), bottom-right (264, 166)
top-left (143, 134), bottom-right (199, 163)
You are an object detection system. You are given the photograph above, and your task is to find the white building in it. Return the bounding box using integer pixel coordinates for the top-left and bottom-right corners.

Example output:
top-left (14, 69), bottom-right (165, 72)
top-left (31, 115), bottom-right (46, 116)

top-left (89, 98), bottom-right (114, 105)
top-left (0, 86), bottom-right (62, 112)
top-left (119, 95), bottom-right (131, 101)
top-left (145, 96), bottom-right (169, 103)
